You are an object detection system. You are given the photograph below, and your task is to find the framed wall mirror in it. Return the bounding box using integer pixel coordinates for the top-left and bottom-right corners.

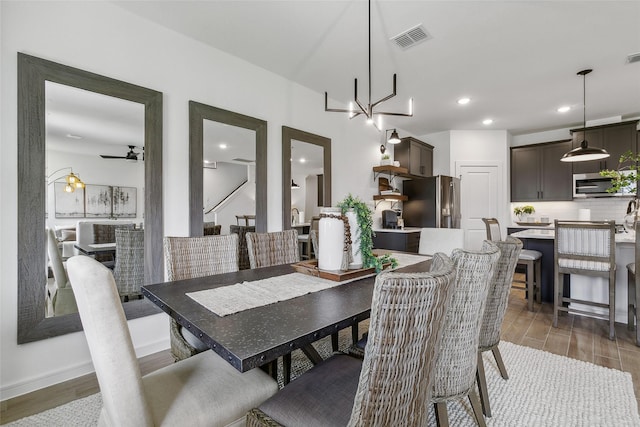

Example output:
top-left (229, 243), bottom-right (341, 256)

top-left (282, 126), bottom-right (332, 230)
top-left (17, 53), bottom-right (163, 343)
top-left (189, 101), bottom-right (267, 238)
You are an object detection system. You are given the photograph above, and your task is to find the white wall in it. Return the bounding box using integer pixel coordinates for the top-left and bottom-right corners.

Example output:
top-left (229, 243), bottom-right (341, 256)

top-left (1, 1), bottom-right (383, 399)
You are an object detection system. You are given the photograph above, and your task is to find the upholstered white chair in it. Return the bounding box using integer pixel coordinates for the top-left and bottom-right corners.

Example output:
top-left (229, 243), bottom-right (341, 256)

top-left (47, 228), bottom-right (78, 316)
top-left (246, 253), bottom-right (457, 426)
top-left (553, 220), bottom-right (616, 340)
top-left (418, 227), bottom-right (465, 256)
top-left (163, 234), bottom-right (240, 361)
top-left (482, 217), bottom-right (542, 311)
top-left (66, 255), bottom-right (278, 427)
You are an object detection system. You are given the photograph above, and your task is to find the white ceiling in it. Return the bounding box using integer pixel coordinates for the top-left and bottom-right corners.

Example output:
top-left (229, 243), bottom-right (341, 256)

top-left (112, 0), bottom-right (640, 137)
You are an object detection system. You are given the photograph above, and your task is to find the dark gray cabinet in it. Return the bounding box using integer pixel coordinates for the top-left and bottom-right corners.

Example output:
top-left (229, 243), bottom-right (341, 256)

top-left (394, 137), bottom-right (433, 178)
top-left (372, 230), bottom-right (420, 253)
top-left (511, 140), bottom-right (573, 202)
top-left (571, 120), bottom-right (638, 174)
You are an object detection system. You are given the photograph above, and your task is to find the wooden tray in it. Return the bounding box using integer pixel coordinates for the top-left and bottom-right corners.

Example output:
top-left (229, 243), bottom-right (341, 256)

top-left (292, 259), bottom-right (388, 282)
top-left (515, 222), bottom-right (551, 226)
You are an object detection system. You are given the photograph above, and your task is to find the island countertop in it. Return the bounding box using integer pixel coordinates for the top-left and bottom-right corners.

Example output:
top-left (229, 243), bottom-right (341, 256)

top-left (511, 228), bottom-right (634, 244)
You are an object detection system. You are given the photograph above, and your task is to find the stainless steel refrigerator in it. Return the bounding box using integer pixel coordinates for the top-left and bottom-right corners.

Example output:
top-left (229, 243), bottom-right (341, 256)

top-left (402, 175), bottom-right (461, 228)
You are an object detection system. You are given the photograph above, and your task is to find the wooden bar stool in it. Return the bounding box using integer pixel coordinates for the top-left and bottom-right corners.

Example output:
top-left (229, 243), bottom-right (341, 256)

top-left (482, 218), bottom-right (542, 311)
top-left (627, 221), bottom-right (640, 346)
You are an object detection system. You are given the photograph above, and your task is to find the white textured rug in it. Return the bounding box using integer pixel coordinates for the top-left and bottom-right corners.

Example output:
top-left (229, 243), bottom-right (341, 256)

top-left (6, 341), bottom-right (639, 426)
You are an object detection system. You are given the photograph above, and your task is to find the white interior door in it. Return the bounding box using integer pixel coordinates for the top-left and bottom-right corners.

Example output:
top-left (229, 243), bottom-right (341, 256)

top-left (456, 163), bottom-right (500, 250)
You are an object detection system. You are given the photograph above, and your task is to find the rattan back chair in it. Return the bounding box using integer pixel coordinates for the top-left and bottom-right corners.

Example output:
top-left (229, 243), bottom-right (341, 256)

top-left (163, 234), bottom-right (239, 361)
top-left (246, 230), bottom-right (300, 269)
top-left (482, 217), bottom-right (542, 311)
top-left (476, 236), bottom-right (523, 417)
top-left (553, 220), bottom-right (616, 340)
top-left (113, 228), bottom-right (145, 301)
top-left (431, 241), bottom-right (500, 427)
top-left (247, 253), bottom-right (457, 426)
top-left (627, 220), bottom-right (640, 346)
top-left (48, 228), bottom-right (78, 316)
top-left (67, 255), bottom-right (277, 427)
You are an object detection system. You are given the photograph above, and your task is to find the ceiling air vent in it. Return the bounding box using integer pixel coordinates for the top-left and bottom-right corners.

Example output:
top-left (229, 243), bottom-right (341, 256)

top-left (627, 52), bottom-right (640, 64)
top-left (391, 24), bottom-right (431, 50)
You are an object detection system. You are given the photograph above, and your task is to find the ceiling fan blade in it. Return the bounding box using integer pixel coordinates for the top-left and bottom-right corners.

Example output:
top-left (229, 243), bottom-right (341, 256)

top-left (100, 154), bottom-right (127, 159)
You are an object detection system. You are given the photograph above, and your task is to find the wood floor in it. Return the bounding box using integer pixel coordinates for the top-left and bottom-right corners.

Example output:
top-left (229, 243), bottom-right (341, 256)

top-left (2, 287), bottom-right (639, 424)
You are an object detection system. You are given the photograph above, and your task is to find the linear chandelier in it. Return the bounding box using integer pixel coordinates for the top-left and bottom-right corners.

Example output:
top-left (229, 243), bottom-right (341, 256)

top-left (324, 0), bottom-right (413, 128)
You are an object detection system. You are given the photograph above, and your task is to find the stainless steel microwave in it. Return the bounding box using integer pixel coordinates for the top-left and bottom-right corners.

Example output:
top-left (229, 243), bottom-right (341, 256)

top-left (573, 172), bottom-right (633, 198)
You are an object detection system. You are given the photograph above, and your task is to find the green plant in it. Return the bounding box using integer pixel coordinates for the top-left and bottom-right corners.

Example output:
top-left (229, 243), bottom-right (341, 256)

top-left (599, 150), bottom-right (639, 194)
top-left (513, 205), bottom-right (535, 216)
top-left (337, 194), bottom-right (397, 272)
top-left (381, 154), bottom-right (390, 160)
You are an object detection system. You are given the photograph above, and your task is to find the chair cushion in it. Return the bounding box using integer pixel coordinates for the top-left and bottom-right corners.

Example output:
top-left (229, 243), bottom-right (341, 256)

top-left (628, 262), bottom-right (635, 275)
top-left (257, 354), bottom-right (362, 427)
top-left (519, 249), bottom-right (542, 261)
top-left (143, 350), bottom-right (278, 426)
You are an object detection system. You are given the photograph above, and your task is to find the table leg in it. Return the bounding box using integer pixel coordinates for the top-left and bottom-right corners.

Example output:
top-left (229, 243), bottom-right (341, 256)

top-left (300, 344), bottom-right (323, 365)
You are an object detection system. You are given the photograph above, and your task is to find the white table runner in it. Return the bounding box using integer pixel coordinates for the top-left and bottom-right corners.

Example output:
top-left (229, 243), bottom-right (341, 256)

top-left (186, 252), bottom-right (428, 317)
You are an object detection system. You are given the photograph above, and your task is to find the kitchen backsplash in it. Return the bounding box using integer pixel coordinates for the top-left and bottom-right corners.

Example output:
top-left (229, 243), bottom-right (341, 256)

top-left (510, 198), bottom-right (630, 225)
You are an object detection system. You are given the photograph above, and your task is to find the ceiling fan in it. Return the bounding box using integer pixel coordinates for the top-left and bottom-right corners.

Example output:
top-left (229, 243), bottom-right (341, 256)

top-left (100, 145), bottom-right (143, 161)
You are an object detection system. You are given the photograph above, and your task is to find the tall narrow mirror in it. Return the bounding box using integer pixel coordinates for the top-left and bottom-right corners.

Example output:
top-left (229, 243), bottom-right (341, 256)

top-left (18, 53), bottom-right (163, 343)
top-left (189, 102), bottom-right (267, 243)
top-left (282, 126), bottom-right (332, 230)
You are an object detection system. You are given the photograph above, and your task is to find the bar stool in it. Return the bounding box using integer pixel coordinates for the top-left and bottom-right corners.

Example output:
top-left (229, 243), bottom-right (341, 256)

top-left (627, 221), bottom-right (639, 346)
top-left (482, 218), bottom-right (542, 311)
top-left (553, 220), bottom-right (616, 340)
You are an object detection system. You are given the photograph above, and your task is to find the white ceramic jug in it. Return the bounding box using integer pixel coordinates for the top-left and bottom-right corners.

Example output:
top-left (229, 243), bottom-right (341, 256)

top-left (318, 207), bottom-right (344, 271)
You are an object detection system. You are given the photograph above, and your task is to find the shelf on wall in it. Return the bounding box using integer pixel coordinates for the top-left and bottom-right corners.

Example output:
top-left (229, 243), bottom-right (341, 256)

top-left (373, 194), bottom-right (408, 208)
top-left (372, 165), bottom-right (412, 182)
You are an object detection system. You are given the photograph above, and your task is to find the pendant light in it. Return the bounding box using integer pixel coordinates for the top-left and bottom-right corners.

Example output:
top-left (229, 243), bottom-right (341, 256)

top-left (324, 0), bottom-right (413, 128)
top-left (291, 180), bottom-right (300, 189)
top-left (560, 69), bottom-right (610, 162)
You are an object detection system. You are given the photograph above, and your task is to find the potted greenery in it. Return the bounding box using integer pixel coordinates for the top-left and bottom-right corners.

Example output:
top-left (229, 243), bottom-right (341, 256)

top-left (337, 194), bottom-right (397, 272)
top-left (513, 205), bottom-right (535, 222)
top-left (380, 153), bottom-right (392, 166)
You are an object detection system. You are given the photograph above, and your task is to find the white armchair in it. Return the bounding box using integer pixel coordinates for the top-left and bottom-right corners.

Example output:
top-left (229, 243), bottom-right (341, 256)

top-left (418, 227), bottom-right (465, 256)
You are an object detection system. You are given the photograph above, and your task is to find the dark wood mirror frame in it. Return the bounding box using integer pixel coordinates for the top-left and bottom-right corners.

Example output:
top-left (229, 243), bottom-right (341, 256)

top-left (281, 126), bottom-right (332, 230)
top-left (17, 53), bottom-right (164, 343)
top-left (188, 101), bottom-right (267, 235)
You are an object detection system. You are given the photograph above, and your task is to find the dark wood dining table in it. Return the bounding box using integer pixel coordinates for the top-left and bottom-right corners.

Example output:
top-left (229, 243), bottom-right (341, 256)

top-left (73, 242), bottom-right (117, 256)
top-left (141, 257), bottom-right (432, 373)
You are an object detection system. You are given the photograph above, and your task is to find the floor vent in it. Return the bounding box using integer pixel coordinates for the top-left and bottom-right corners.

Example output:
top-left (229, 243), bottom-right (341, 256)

top-left (391, 24), bottom-right (431, 50)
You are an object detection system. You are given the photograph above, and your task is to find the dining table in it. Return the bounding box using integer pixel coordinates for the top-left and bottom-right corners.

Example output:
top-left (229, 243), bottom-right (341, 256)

top-left (141, 252), bottom-right (431, 374)
top-left (73, 242), bottom-right (117, 256)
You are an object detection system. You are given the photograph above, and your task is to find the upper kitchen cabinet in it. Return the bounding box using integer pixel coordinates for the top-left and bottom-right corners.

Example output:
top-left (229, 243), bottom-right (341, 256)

top-left (394, 137), bottom-right (433, 178)
top-left (511, 140), bottom-right (573, 202)
top-left (570, 120), bottom-right (638, 174)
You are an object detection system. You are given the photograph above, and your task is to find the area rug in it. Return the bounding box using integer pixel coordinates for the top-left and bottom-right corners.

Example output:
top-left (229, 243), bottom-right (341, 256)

top-left (6, 337), bottom-right (639, 426)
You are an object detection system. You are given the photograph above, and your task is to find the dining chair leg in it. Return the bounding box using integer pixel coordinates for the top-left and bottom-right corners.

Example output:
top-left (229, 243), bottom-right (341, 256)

top-left (468, 390), bottom-right (487, 427)
top-left (434, 402), bottom-right (449, 427)
top-left (535, 258), bottom-right (542, 304)
top-left (475, 352), bottom-right (491, 417)
top-left (628, 270), bottom-right (635, 331)
top-left (553, 272), bottom-right (561, 328)
top-left (526, 259), bottom-right (534, 312)
top-left (491, 346), bottom-right (509, 379)
top-left (283, 353), bottom-right (292, 385)
top-left (351, 323), bottom-right (359, 344)
top-left (608, 270), bottom-right (615, 340)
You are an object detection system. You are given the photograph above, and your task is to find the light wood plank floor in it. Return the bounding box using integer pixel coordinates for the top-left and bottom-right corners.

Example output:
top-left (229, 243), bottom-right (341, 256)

top-left (2, 288), bottom-right (639, 424)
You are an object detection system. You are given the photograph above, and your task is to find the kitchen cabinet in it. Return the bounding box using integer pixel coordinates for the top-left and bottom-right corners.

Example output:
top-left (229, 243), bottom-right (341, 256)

top-left (393, 137), bottom-right (433, 178)
top-left (511, 140), bottom-right (573, 202)
top-left (372, 229), bottom-right (420, 253)
top-left (571, 120), bottom-right (638, 174)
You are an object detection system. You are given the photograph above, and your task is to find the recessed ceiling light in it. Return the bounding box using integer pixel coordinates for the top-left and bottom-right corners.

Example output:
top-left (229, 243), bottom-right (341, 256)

top-left (457, 97), bottom-right (471, 105)
top-left (482, 119), bottom-right (493, 125)
top-left (557, 106), bottom-right (571, 113)
top-left (219, 143), bottom-right (227, 149)
top-left (299, 158), bottom-right (306, 163)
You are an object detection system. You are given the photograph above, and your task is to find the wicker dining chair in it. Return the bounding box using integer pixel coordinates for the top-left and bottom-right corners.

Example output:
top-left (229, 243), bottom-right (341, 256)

top-left (245, 230), bottom-right (300, 269)
top-left (113, 228), bottom-right (145, 301)
top-left (431, 241), bottom-right (500, 427)
top-left (476, 236), bottom-right (523, 417)
top-left (163, 234), bottom-right (239, 361)
top-left (553, 220), bottom-right (616, 340)
top-left (247, 253), bottom-right (457, 427)
top-left (482, 217), bottom-right (542, 311)
top-left (627, 220), bottom-right (640, 347)
top-left (67, 255), bottom-right (278, 427)
top-left (47, 228), bottom-right (78, 316)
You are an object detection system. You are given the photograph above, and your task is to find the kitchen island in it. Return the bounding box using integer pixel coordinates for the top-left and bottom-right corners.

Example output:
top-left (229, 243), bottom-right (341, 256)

top-left (510, 228), bottom-right (633, 323)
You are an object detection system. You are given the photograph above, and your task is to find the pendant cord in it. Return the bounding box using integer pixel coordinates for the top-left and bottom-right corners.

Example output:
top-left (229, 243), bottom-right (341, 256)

top-left (582, 72), bottom-right (586, 132)
top-left (368, 0), bottom-right (372, 115)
